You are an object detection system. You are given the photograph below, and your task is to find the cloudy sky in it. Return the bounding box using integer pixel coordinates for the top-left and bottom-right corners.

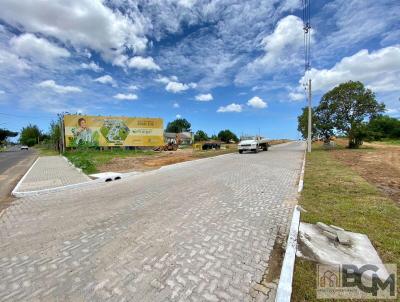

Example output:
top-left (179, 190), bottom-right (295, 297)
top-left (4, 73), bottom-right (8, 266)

top-left (0, 0), bottom-right (399, 139)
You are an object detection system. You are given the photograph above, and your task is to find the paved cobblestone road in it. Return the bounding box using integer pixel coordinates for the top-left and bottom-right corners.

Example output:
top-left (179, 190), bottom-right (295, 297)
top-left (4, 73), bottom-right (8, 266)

top-left (0, 142), bottom-right (305, 302)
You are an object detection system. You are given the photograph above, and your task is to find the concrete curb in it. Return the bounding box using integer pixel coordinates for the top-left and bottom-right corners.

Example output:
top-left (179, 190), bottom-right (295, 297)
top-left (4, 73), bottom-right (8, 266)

top-left (11, 157), bottom-right (40, 197)
top-left (12, 178), bottom-right (106, 198)
top-left (298, 149), bottom-right (307, 193)
top-left (62, 156), bottom-right (91, 180)
top-left (275, 142), bottom-right (306, 301)
top-left (275, 206), bottom-right (301, 302)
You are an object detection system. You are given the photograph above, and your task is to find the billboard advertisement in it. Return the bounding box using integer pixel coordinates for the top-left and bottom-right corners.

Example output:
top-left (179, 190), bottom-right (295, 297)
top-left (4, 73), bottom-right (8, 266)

top-left (64, 115), bottom-right (164, 147)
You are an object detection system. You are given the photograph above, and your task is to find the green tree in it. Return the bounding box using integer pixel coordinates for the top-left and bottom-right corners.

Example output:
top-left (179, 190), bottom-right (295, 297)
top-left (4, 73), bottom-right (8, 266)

top-left (20, 124), bottom-right (42, 146)
top-left (48, 120), bottom-right (62, 151)
top-left (367, 115), bottom-right (400, 139)
top-left (297, 107), bottom-right (317, 139)
top-left (194, 130), bottom-right (208, 142)
top-left (217, 129), bottom-right (238, 143)
top-left (319, 81), bottom-right (385, 148)
top-left (166, 118), bottom-right (191, 133)
top-left (297, 106), bottom-right (334, 141)
top-left (0, 128), bottom-right (18, 144)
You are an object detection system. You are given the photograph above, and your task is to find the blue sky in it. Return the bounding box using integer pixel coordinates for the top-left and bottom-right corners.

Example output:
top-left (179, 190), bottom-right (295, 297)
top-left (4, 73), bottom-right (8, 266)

top-left (0, 0), bottom-right (399, 139)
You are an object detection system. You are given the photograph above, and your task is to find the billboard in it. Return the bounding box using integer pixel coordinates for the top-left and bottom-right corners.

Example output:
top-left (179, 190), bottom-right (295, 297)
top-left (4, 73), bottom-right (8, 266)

top-left (64, 115), bottom-right (164, 147)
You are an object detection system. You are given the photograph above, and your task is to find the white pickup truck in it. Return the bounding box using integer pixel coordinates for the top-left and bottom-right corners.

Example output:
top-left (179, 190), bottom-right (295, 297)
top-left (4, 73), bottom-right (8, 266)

top-left (237, 136), bottom-right (270, 153)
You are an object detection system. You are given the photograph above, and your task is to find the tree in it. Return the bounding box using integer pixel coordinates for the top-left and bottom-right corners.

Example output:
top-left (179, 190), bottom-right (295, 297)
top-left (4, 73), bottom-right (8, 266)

top-left (217, 129), bottom-right (238, 143)
top-left (297, 106), bottom-right (334, 141)
top-left (367, 115), bottom-right (400, 140)
top-left (165, 118), bottom-right (191, 133)
top-left (48, 120), bottom-right (62, 151)
top-left (297, 107), bottom-right (317, 139)
top-left (319, 81), bottom-right (385, 148)
top-left (0, 128), bottom-right (18, 144)
top-left (194, 130), bottom-right (208, 142)
top-left (20, 124), bottom-right (42, 146)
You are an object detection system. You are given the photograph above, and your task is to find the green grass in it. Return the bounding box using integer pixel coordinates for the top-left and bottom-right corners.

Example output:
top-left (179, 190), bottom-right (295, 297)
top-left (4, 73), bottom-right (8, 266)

top-left (376, 139), bottom-right (400, 145)
top-left (292, 145), bottom-right (400, 302)
top-left (64, 148), bottom-right (155, 174)
top-left (34, 145), bottom-right (59, 156)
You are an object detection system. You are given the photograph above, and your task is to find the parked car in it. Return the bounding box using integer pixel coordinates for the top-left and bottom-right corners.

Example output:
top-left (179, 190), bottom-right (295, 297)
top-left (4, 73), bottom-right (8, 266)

top-left (238, 136), bottom-right (270, 153)
top-left (202, 141), bottom-right (221, 150)
top-left (20, 145), bottom-right (29, 150)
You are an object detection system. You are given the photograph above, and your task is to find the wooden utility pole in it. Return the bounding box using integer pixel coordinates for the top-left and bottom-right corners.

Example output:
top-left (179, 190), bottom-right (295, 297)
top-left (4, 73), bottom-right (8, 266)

top-left (307, 79), bottom-right (312, 152)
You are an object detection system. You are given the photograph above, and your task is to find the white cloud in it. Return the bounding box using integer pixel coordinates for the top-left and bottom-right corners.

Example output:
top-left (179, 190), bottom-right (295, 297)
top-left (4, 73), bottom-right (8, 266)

top-left (247, 96), bottom-right (267, 108)
top-left (127, 56), bottom-right (161, 71)
top-left (80, 61), bottom-right (103, 72)
top-left (173, 102), bottom-right (180, 108)
top-left (37, 80), bottom-right (81, 94)
top-left (155, 75), bottom-right (178, 84)
top-left (10, 33), bottom-right (70, 65)
top-left (0, 90), bottom-right (5, 94)
top-left (195, 93), bottom-right (213, 102)
top-left (128, 85), bottom-right (139, 90)
top-left (235, 15), bottom-right (305, 84)
top-left (176, 114), bottom-right (182, 118)
top-left (113, 93), bottom-right (138, 100)
top-left (288, 92), bottom-right (304, 101)
top-left (165, 81), bottom-right (197, 93)
top-left (94, 75), bottom-right (116, 86)
top-left (177, 0), bottom-right (197, 8)
top-left (0, 0), bottom-right (148, 63)
top-left (0, 48), bottom-right (31, 73)
top-left (301, 46), bottom-right (400, 93)
top-left (217, 103), bottom-right (243, 113)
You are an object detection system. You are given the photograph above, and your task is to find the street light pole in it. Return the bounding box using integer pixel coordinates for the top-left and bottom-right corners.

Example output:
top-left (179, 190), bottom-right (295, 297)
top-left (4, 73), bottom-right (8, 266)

top-left (307, 78), bottom-right (312, 153)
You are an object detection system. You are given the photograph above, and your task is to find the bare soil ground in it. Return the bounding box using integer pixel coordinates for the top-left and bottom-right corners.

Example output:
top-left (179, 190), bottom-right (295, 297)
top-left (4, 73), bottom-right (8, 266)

top-left (97, 148), bottom-right (240, 172)
top-left (98, 140), bottom-right (290, 173)
top-left (331, 141), bottom-right (400, 205)
top-left (98, 148), bottom-right (195, 172)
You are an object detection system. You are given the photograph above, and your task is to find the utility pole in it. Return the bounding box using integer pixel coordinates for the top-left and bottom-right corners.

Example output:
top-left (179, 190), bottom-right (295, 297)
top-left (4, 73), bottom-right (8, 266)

top-left (307, 79), bottom-right (312, 152)
top-left (58, 113), bottom-right (65, 154)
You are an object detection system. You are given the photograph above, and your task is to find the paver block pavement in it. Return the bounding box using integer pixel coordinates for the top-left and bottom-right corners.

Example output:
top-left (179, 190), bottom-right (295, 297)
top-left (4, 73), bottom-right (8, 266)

top-left (15, 156), bottom-right (90, 192)
top-left (0, 142), bottom-right (305, 301)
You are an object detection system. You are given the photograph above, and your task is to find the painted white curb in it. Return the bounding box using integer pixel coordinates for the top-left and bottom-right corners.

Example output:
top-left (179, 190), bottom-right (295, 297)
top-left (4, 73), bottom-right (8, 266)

top-left (62, 156), bottom-right (90, 180)
top-left (275, 205), bottom-right (301, 302)
top-left (298, 148), bottom-right (307, 193)
top-left (275, 142), bottom-right (306, 301)
top-left (11, 157), bottom-right (40, 196)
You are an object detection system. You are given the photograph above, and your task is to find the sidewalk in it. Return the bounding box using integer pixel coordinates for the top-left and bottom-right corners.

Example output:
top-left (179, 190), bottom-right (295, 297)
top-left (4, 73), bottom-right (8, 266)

top-left (13, 156), bottom-right (90, 193)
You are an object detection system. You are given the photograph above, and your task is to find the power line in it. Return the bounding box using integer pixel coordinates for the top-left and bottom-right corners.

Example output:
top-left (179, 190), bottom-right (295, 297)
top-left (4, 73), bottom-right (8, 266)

top-left (302, 0), bottom-right (311, 73)
top-left (302, 0), bottom-right (312, 153)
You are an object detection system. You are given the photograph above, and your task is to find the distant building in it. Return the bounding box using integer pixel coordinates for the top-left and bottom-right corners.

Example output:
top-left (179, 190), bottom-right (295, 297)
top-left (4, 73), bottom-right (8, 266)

top-left (164, 132), bottom-right (193, 145)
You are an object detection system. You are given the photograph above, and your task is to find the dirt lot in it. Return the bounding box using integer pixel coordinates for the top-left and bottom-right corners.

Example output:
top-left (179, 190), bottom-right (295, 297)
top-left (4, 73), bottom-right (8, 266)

top-left (98, 140), bottom-right (290, 173)
top-left (97, 148), bottom-right (232, 172)
top-left (330, 141), bottom-right (400, 205)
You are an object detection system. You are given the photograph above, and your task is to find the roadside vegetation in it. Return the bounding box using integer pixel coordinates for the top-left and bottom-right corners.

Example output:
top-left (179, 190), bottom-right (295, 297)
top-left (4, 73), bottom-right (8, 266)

top-left (298, 81), bottom-right (399, 148)
top-left (292, 143), bottom-right (400, 301)
top-left (64, 148), bottom-right (155, 174)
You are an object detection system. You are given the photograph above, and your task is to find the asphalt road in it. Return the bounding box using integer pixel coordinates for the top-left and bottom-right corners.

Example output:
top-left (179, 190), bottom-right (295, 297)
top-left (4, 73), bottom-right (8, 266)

top-left (0, 142), bottom-right (305, 302)
top-left (0, 147), bottom-right (37, 204)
